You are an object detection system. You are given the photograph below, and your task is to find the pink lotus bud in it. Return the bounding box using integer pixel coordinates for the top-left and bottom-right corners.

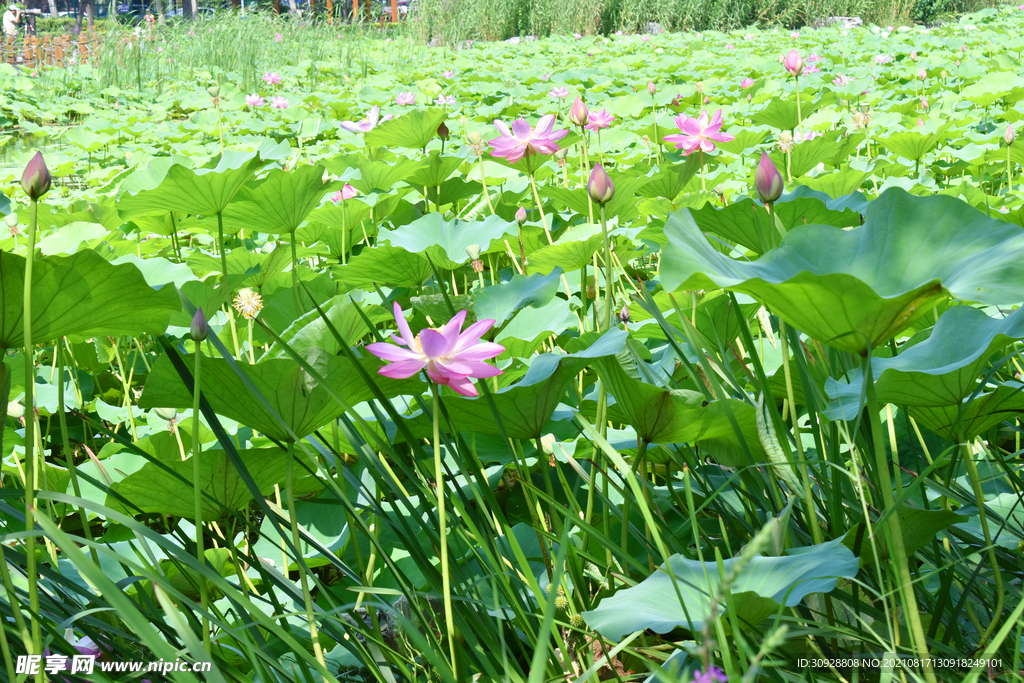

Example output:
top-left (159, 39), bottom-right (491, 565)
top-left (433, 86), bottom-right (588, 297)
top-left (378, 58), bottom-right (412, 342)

top-left (618, 305), bottom-right (630, 324)
top-left (587, 163), bottom-right (615, 204)
top-left (190, 308), bottom-right (208, 342)
top-left (515, 206), bottom-right (527, 226)
top-left (921, 97), bottom-right (928, 109)
top-left (1006, 125), bottom-right (1015, 146)
top-left (754, 152), bottom-right (784, 204)
top-left (783, 49), bottom-right (803, 77)
top-left (917, 117), bottom-right (925, 127)
top-left (704, 96), bottom-right (710, 104)
top-left (918, 68), bottom-right (927, 80)
top-left (647, 81), bottom-right (656, 96)
top-left (21, 151), bottom-right (51, 200)
top-left (910, 50), bottom-right (918, 61)
top-left (568, 97), bottom-right (589, 126)
top-left (961, 44), bottom-right (967, 52)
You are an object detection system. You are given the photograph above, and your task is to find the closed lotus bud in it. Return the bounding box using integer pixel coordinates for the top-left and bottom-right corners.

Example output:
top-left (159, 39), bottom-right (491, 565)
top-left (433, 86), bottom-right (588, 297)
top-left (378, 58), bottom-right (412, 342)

top-left (917, 117), bottom-right (924, 127)
top-left (554, 148), bottom-right (568, 160)
top-left (467, 130), bottom-right (483, 145)
top-left (1005, 125), bottom-right (1015, 146)
top-left (208, 85), bottom-right (220, 98)
top-left (568, 97), bottom-right (589, 126)
top-left (515, 206), bottom-right (527, 226)
top-left (783, 49), bottom-right (803, 77)
top-left (587, 163), bottom-right (614, 204)
top-left (921, 97), bottom-right (928, 109)
top-left (754, 152), bottom-right (784, 203)
top-left (21, 152), bottom-right (51, 200)
top-left (647, 81), bottom-right (656, 96)
top-left (190, 308), bottom-right (208, 342)
top-left (910, 50), bottom-right (918, 61)
top-left (918, 68), bottom-right (927, 80)
top-left (465, 243), bottom-right (481, 260)
top-left (618, 304), bottom-right (630, 324)
top-left (437, 121), bottom-right (450, 140)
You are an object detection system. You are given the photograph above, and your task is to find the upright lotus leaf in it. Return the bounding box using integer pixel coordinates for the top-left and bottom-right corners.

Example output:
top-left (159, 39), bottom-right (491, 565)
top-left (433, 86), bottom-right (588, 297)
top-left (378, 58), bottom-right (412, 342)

top-left (583, 537), bottom-right (858, 639)
top-left (524, 224), bottom-right (605, 276)
top-left (221, 164), bottom-right (329, 235)
top-left (116, 150), bottom-right (261, 219)
top-left (661, 188), bottom-right (1024, 354)
top-left (474, 269), bottom-right (563, 327)
top-left (306, 199), bottom-right (373, 235)
top-left (378, 213), bottom-right (515, 271)
top-left (877, 122), bottom-right (953, 164)
top-left (496, 298), bottom-right (577, 358)
top-left (0, 250), bottom-right (180, 350)
top-left (106, 447), bottom-right (317, 522)
top-left (405, 151), bottom-right (464, 189)
top-left (636, 155), bottom-right (702, 201)
top-left (909, 384), bottom-right (1024, 441)
top-left (825, 306), bottom-right (1024, 419)
top-left (750, 96), bottom-right (820, 132)
top-left (333, 245), bottom-right (433, 289)
top-left (713, 129), bottom-right (770, 156)
top-left (139, 353), bottom-right (424, 442)
top-left (442, 329), bottom-right (627, 439)
top-left (364, 108), bottom-right (447, 149)
top-left (346, 157), bottom-right (421, 194)
top-left (767, 133), bottom-right (843, 178)
top-left (598, 357), bottom-right (761, 465)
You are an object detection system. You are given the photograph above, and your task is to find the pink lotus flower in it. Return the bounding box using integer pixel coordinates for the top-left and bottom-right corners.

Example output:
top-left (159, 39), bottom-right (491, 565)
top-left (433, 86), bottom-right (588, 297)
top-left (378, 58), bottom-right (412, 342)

top-left (262, 72), bottom-right (282, 85)
top-left (395, 91), bottom-right (416, 106)
top-left (874, 54), bottom-right (892, 64)
top-left (366, 304), bottom-right (504, 397)
top-left (910, 50), bottom-right (918, 60)
top-left (740, 77), bottom-right (754, 89)
top-left (331, 184), bottom-right (357, 203)
top-left (663, 109), bottom-right (735, 156)
top-left (274, 32), bottom-right (283, 42)
top-left (339, 105), bottom-right (393, 133)
top-left (270, 96), bottom-right (289, 110)
top-left (832, 74), bottom-right (850, 87)
top-left (917, 117), bottom-right (925, 127)
top-left (488, 115), bottom-right (568, 164)
top-left (725, 43), bottom-right (734, 49)
top-left (435, 94), bottom-right (456, 106)
top-left (806, 52), bottom-right (821, 62)
top-left (443, 69), bottom-right (455, 78)
top-left (783, 50), bottom-right (803, 76)
top-left (245, 94), bottom-right (265, 107)
top-left (790, 31), bottom-right (800, 39)
top-left (541, 73), bottom-right (551, 80)
top-left (550, 86), bottom-right (569, 99)
top-left (921, 97), bottom-right (929, 109)
top-left (585, 108), bottom-right (614, 132)
top-left (573, 32), bottom-right (582, 39)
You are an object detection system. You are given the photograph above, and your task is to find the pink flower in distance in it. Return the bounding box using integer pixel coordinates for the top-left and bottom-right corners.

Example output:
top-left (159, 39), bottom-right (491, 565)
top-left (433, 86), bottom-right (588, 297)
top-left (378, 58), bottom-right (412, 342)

top-left (245, 94), bottom-right (265, 107)
top-left (395, 91), bottom-right (416, 106)
top-left (274, 32), bottom-right (283, 42)
top-left (270, 96), bottom-right (289, 109)
top-left (366, 304), bottom-right (504, 397)
top-left (664, 109), bottom-right (735, 156)
top-left (874, 54), bottom-right (892, 64)
top-left (725, 43), bottom-right (734, 49)
top-left (489, 115), bottom-right (568, 164)
top-left (331, 184), bottom-right (357, 203)
top-left (340, 105), bottom-right (393, 133)
top-left (740, 77), bottom-right (754, 89)
top-left (262, 72), bottom-right (282, 85)
top-left (806, 52), bottom-right (821, 62)
top-left (435, 94), bottom-right (457, 106)
top-left (790, 31), bottom-right (800, 39)
top-left (585, 108), bottom-right (614, 132)
top-left (443, 69), bottom-right (455, 78)
top-left (833, 74), bottom-right (850, 87)
top-left (573, 32), bottom-right (582, 39)
top-left (804, 65), bottom-right (821, 74)
top-left (550, 86), bottom-right (570, 99)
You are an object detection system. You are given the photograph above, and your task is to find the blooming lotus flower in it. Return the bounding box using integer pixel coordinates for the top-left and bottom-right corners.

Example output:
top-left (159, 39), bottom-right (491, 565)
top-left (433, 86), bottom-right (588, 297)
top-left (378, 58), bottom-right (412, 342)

top-left (832, 74), bottom-right (850, 87)
top-left (274, 32), bottom-right (283, 42)
top-left (331, 185), bottom-right (357, 203)
top-left (21, 151), bottom-right (51, 200)
top-left (550, 86), bottom-right (569, 99)
top-left (541, 73), bottom-right (551, 80)
top-left (245, 94), bottom-right (265, 107)
top-left (740, 77), bottom-right (754, 89)
top-left (806, 52), bottom-right (821, 62)
top-left (366, 304), bottom-right (504, 397)
top-left (587, 163), bottom-right (614, 204)
top-left (725, 43), bottom-right (734, 49)
top-left (340, 105), bottom-right (393, 133)
top-left (790, 31), bottom-right (800, 39)
top-left (664, 109), bottom-right (734, 155)
top-left (574, 32), bottom-right (582, 39)
top-left (804, 65), bottom-right (820, 74)
top-left (754, 152), bottom-right (783, 203)
top-left (435, 94), bottom-right (456, 106)
top-left (270, 96), bottom-right (289, 110)
top-left (488, 114), bottom-right (568, 164)
top-left (442, 69), bottom-right (455, 78)
top-left (585, 108), bottom-right (614, 132)
top-left (783, 50), bottom-right (803, 76)
top-left (874, 54), bottom-right (892, 64)
top-left (395, 91), bottom-right (416, 106)
top-left (262, 72), bottom-right (281, 85)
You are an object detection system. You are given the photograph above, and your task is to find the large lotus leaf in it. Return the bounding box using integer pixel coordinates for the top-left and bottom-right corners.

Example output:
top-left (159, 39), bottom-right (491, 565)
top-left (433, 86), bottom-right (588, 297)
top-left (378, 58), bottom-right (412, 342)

top-left (442, 329), bottom-right (626, 439)
top-left (106, 447), bottom-right (315, 522)
top-left (661, 188), bottom-right (1024, 354)
top-left (474, 269), bottom-right (563, 327)
top-left (877, 123), bottom-right (953, 162)
top-left (305, 199), bottom-right (373, 235)
top-left (689, 196), bottom-right (861, 255)
top-left (714, 129), bottom-right (770, 156)
top-left (187, 246), bottom-right (290, 287)
top-left (800, 168), bottom-right (871, 198)
top-left (582, 537), bottom-right (857, 639)
top-left (750, 96), bottom-right (820, 132)
top-left (378, 213), bottom-right (515, 271)
top-left (348, 157), bottom-right (421, 194)
top-left (524, 224), bottom-right (605, 276)
top-left (405, 151), bottom-right (464, 188)
top-left (909, 384), bottom-right (1024, 441)
top-left (495, 298), bottom-right (577, 358)
top-left (116, 150), bottom-right (261, 218)
top-left (364, 108), bottom-right (447, 149)
top-left (221, 164), bottom-right (330, 235)
top-left (636, 156), bottom-right (702, 201)
top-left (768, 133), bottom-right (843, 178)
top-left (266, 296), bottom-right (392, 357)
top-left (843, 507), bottom-right (966, 565)
top-left (954, 492), bottom-right (1024, 549)
top-left (138, 353), bottom-right (423, 441)
top-left (598, 357), bottom-right (760, 464)
top-left (825, 306), bottom-right (1024, 418)
top-left (333, 245), bottom-right (433, 289)
top-left (0, 250), bottom-right (179, 350)
top-left (252, 498), bottom-right (350, 570)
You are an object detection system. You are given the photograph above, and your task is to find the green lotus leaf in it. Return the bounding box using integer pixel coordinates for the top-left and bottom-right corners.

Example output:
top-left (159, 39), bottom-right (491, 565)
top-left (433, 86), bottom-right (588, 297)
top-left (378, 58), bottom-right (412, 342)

top-left (826, 306), bottom-right (1024, 418)
top-left (266, 296), bottom-right (392, 357)
top-left (843, 507), bottom-right (966, 565)
top-left (405, 151), bottom-right (463, 188)
top-left (138, 353), bottom-right (423, 442)
top-left (636, 156), bottom-right (701, 201)
top-left (542, 174), bottom-right (648, 223)
top-left (582, 537), bottom-right (858, 639)
top-left (750, 96), bottom-right (820, 132)
top-left (378, 213), bottom-right (515, 271)
top-left (221, 164), bottom-right (330, 235)
top-left (364, 108), bottom-right (447, 149)
top-left (474, 269), bottom-right (563, 327)
top-left (877, 122), bottom-right (953, 163)
top-left (909, 384), bottom-right (1024, 441)
top-left (661, 188), bottom-right (1024, 354)
top-left (768, 132), bottom-right (843, 178)
top-left (333, 245), bottom-right (433, 289)
top-left (0, 250), bottom-right (180, 350)
top-left (524, 224), bottom-right (604, 276)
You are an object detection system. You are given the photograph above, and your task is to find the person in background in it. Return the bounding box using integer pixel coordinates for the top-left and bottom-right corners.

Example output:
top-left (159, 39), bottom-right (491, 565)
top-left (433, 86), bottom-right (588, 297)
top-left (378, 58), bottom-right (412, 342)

top-left (2, 3), bottom-right (20, 39)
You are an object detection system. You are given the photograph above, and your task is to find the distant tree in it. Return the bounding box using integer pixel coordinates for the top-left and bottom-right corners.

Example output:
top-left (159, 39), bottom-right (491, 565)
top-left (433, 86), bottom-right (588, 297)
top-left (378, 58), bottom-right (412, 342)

top-left (72, 0), bottom-right (95, 33)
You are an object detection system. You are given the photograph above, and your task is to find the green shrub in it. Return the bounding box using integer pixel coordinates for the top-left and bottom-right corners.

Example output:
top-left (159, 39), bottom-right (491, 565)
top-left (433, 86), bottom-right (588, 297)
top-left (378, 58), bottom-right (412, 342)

top-left (37, 16), bottom-right (112, 35)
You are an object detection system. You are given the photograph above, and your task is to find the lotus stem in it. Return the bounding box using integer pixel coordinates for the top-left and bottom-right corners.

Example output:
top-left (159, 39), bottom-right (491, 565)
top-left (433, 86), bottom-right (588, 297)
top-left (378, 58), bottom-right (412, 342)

top-left (526, 161), bottom-right (553, 244)
top-left (217, 211), bottom-right (229, 290)
top-left (794, 75), bottom-right (803, 134)
top-left (291, 237), bottom-right (305, 314)
top-left (57, 340), bottom-right (98, 563)
top-left (23, 196), bottom-right (41, 658)
top-left (699, 149), bottom-right (707, 192)
top-left (191, 347), bottom-right (211, 654)
top-left (478, 155), bottom-right (495, 215)
top-left (599, 204), bottom-right (613, 331)
top-left (1007, 146), bottom-right (1013, 195)
top-left (960, 442), bottom-right (1004, 648)
top-left (432, 383), bottom-right (457, 677)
